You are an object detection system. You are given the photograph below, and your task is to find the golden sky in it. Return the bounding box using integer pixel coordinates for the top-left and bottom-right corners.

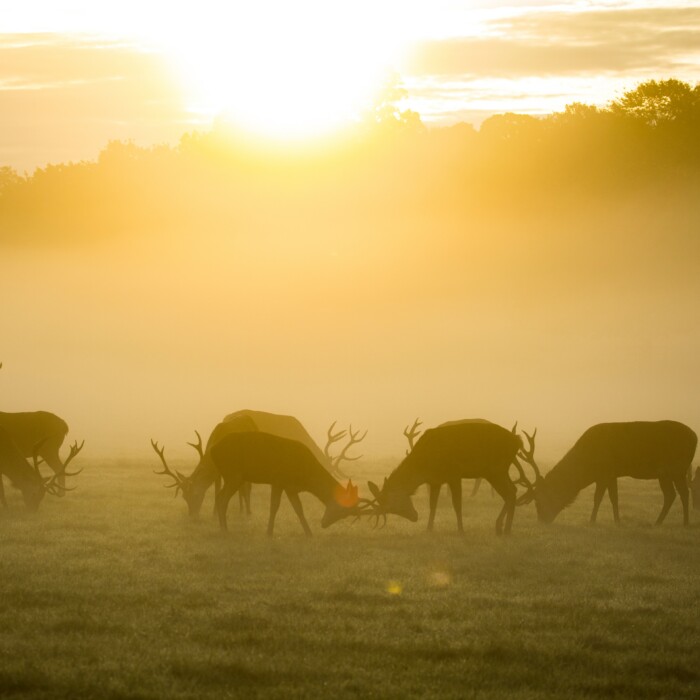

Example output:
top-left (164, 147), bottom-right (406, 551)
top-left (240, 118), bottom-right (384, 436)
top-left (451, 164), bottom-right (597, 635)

top-left (2, 2), bottom-right (700, 462)
top-left (2, 1), bottom-right (700, 170)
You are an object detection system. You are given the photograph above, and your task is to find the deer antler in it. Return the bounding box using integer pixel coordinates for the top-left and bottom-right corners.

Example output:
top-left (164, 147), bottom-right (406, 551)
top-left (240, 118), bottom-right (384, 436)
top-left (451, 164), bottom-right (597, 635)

top-left (518, 429), bottom-right (542, 479)
top-left (43, 440), bottom-right (85, 495)
top-left (330, 425), bottom-right (367, 478)
top-left (324, 421), bottom-right (347, 461)
top-left (514, 428), bottom-right (542, 505)
top-left (60, 440), bottom-right (85, 475)
top-left (187, 430), bottom-right (205, 460)
top-left (403, 418), bottom-right (422, 455)
top-left (151, 439), bottom-right (187, 495)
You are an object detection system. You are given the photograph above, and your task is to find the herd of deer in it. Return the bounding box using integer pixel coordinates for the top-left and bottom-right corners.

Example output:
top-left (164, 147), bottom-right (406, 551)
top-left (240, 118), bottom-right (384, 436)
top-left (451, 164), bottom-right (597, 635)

top-left (0, 378), bottom-right (700, 535)
top-left (149, 413), bottom-right (699, 535)
top-left (2, 367), bottom-right (700, 533)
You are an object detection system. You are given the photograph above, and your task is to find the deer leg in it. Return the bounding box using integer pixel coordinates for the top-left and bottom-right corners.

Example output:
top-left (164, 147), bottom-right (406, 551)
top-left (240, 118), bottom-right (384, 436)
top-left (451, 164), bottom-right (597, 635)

top-left (590, 481), bottom-right (607, 524)
top-left (488, 474), bottom-right (516, 535)
top-left (212, 476), bottom-right (221, 516)
top-left (470, 479), bottom-right (481, 497)
top-left (427, 483), bottom-right (440, 531)
top-left (216, 480), bottom-right (241, 532)
top-left (655, 477), bottom-right (676, 526)
top-left (267, 485), bottom-right (283, 536)
top-left (239, 482), bottom-right (252, 516)
top-left (0, 476), bottom-right (6, 508)
top-left (286, 490), bottom-right (312, 536)
top-left (608, 478), bottom-right (620, 524)
top-left (672, 473), bottom-right (690, 526)
top-left (448, 480), bottom-right (464, 534)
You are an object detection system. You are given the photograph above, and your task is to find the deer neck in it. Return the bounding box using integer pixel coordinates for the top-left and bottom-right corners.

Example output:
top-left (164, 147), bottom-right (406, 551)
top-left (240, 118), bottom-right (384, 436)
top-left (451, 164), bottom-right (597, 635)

top-left (191, 454), bottom-right (217, 489)
top-left (387, 455), bottom-right (425, 495)
top-left (542, 451), bottom-right (596, 511)
top-left (304, 468), bottom-right (339, 504)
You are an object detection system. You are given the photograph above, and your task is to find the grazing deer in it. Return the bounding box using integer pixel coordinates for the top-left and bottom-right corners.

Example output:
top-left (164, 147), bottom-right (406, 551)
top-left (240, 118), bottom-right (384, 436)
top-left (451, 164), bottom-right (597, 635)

top-left (370, 421), bottom-right (529, 534)
top-left (0, 427), bottom-right (84, 510)
top-left (152, 410), bottom-right (366, 518)
top-left (209, 431), bottom-right (368, 535)
top-left (517, 421), bottom-right (697, 525)
top-left (0, 411), bottom-right (75, 495)
top-left (402, 418), bottom-right (513, 512)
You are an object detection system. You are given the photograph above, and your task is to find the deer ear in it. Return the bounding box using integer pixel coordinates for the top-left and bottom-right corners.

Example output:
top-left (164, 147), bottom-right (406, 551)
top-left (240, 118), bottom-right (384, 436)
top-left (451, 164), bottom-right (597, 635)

top-left (368, 481), bottom-right (381, 499)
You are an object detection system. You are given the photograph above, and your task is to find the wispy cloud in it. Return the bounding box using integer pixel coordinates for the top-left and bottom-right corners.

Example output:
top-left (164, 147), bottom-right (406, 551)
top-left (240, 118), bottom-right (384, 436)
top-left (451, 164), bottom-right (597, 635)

top-left (0, 34), bottom-right (195, 171)
top-left (404, 6), bottom-right (700, 77)
top-left (400, 4), bottom-right (700, 123)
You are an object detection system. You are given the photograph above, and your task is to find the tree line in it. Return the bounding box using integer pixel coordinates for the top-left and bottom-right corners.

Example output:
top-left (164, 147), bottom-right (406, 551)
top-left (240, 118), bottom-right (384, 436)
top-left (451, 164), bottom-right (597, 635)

top-left (1, 78), bottom-right (699, 244)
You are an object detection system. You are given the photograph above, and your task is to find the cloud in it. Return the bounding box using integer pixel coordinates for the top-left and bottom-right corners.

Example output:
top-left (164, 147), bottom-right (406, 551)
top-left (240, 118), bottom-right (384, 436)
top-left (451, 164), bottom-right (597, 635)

top-left (0, 34), bottom-right (196, 171)
top-left (404, 6), bottom-right (700, 78)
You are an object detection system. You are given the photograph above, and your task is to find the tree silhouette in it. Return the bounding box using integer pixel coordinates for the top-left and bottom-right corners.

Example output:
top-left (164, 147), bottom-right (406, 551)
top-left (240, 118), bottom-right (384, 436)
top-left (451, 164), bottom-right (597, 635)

top-left (610, 79), bottom-right (700, 127)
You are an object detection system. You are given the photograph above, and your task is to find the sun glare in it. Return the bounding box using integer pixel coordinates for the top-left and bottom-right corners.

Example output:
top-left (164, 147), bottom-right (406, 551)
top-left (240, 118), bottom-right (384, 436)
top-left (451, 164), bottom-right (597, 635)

top-left (153, 2), bottom-right (405, 141)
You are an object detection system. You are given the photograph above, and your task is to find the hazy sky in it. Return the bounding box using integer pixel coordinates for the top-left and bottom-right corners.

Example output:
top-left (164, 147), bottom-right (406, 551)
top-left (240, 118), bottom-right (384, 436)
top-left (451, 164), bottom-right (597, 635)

top-left (2, 2), bottom-right (700, 465)
top-left (1, 1), bottom-right (699, 170)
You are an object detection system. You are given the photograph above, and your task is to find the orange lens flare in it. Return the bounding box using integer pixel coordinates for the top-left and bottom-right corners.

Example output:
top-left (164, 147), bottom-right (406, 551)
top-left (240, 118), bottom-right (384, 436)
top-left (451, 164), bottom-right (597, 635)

top-left (333, 480), bottom-right (359, 508)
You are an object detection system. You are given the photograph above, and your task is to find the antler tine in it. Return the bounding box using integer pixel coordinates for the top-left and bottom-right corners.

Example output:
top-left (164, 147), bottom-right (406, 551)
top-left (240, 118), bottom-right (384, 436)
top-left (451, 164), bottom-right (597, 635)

top-left (518, 427), bottom-right (543, 483)
top-left (349, 497), bottom-right (378, 525)
top-left (330, 425), bottom-right (367, 477)
top-left (60, 440), bottom-right (85, 476)
top-left (150, 439), bottom-right (184, 490)
top-left (510, 456), bottom-right (535, 489)
top-left (403, 418), bottom-right (422, 454)
top-left (324, 421), bottom-right (347, 460)
top-left (186, 430), bottom-right (205, 459)
top-left (42, 440), bottom-right (85, 494)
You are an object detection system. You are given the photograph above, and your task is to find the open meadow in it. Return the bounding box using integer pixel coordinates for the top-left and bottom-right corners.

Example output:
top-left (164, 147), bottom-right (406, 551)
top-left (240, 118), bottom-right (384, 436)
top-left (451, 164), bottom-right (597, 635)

top-left (1, 459), bottom-right (698, 700)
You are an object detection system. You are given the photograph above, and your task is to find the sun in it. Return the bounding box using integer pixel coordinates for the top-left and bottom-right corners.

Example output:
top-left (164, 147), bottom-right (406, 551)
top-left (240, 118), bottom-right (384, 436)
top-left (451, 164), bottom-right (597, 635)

top-left (154, 2), bottom-right (405, 141)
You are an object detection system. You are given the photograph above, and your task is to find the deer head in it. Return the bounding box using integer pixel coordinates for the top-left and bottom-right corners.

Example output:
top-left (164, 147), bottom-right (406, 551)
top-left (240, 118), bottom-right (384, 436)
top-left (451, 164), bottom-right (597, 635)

top-left (151, 438), bottom-right (204, 516)
top-left (320, 479), bottom-right (371, 528)
top-left (366, 478), bottom-right (418, 525)
top-left (26, 439), bottom-right (85, 510)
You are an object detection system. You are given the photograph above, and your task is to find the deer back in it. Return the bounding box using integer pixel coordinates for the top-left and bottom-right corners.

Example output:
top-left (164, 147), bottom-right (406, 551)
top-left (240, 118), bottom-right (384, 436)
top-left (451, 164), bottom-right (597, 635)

top-left (210, 431), bottom-right (337, 498)
top-left (223, 410), bottom-right (328, 466)
top-left (556, 420), bottom-right (697, 482)
top-left (0, 411), bottom-right (68, 458)
top-left (390, 422), bottom-right (520, 492)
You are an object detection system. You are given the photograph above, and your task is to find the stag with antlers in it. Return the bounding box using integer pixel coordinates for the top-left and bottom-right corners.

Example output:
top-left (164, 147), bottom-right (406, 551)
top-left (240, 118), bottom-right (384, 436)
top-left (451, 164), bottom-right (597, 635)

top-left (369, 421), bottom-right (531, 534)
top-left (516, 421), bottom-right (696, 525)
top-left (0, 427), bottom-right (84, 510)
top-left (210, 431), bottom-right (372, 535)
top-left (0, 411), bottom-right (82, 495)
top-left (152, 410), bottom-right (367, 518)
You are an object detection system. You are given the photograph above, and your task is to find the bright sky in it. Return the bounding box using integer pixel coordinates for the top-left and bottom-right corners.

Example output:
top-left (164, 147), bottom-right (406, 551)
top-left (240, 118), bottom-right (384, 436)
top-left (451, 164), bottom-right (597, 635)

top-left (1, 0), bottom-right (700, 169)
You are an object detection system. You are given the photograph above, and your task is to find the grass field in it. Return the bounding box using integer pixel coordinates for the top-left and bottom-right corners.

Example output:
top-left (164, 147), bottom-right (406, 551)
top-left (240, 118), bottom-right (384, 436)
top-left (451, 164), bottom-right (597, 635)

top-left (1, 459), bottom-right (699, 699)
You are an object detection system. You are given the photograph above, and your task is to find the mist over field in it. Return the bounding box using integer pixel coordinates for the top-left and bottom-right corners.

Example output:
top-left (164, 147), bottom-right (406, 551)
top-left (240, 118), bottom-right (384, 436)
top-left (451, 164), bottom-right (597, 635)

top-left (3, 93), bottom-right (700, 462)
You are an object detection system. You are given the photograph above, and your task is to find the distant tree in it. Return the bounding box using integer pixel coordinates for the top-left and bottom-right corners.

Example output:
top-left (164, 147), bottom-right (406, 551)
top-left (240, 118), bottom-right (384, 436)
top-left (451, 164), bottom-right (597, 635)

top-left (364, 74), bottom-right (425, 135)
top-left (479, 113), bottom-right (543, 142)
top-left (0, 166), bottom-right (23, 196)
top-left (550, 102), bottom-right (609, 125)
top-left (97, 140), bottom-right (147, 166)
top-left (610, 79), bottom-right (700, 127)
